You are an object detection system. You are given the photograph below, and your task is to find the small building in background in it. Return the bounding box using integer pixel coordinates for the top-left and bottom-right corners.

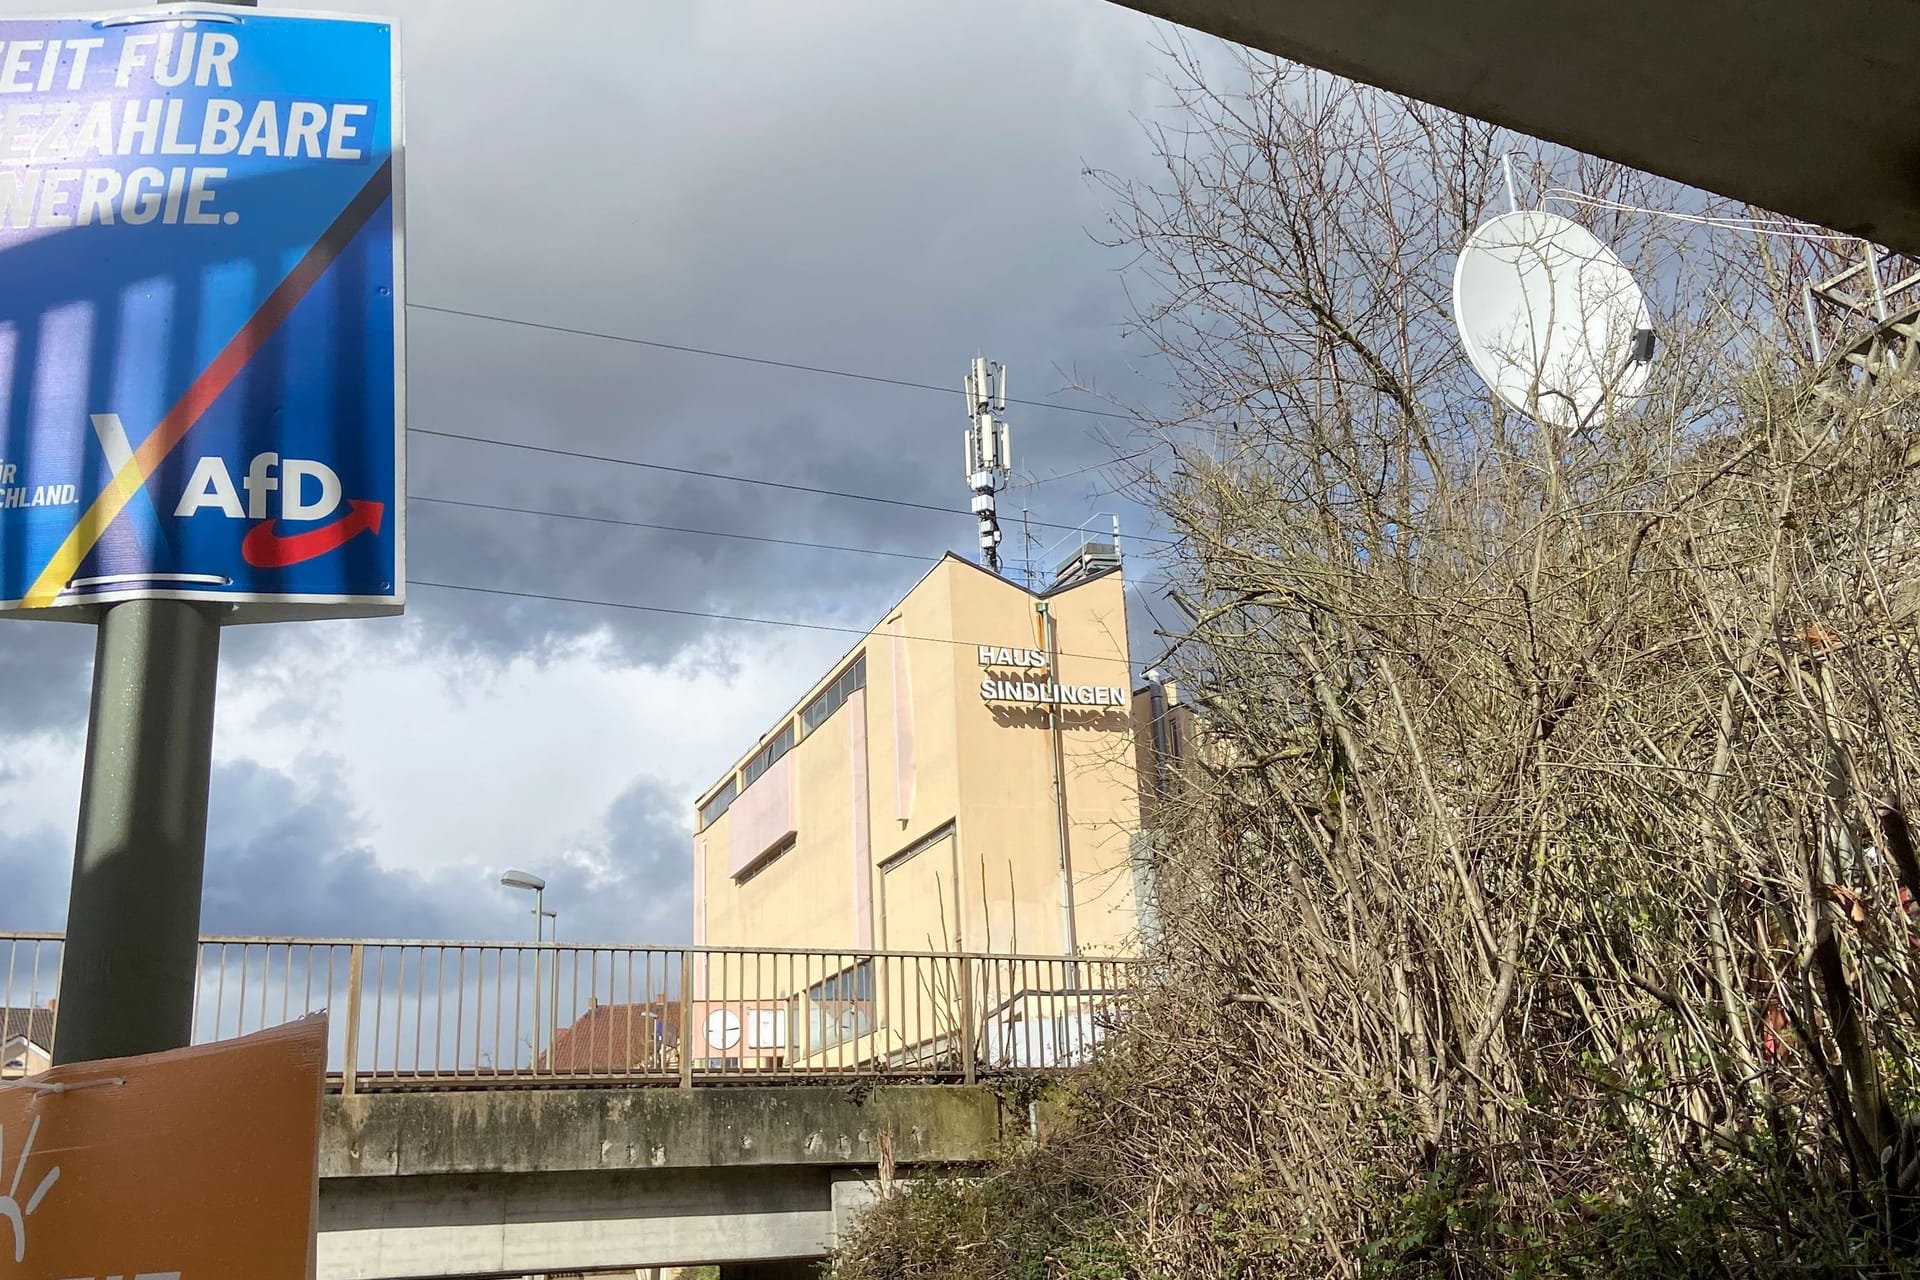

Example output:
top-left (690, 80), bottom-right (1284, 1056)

top-left (539, 995), bottom-right (681, 1075)
top-left (1, 1004), bottom-right (53, 1078)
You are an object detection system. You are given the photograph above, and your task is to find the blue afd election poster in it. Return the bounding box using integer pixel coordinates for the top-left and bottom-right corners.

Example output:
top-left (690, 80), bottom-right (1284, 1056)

top-left (0, 6), bottom-right (402, 621)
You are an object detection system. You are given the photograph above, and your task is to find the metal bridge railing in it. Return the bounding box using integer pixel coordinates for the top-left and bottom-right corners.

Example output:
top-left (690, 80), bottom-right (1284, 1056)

top-left (1, 933), bottom-right (1139, 1091)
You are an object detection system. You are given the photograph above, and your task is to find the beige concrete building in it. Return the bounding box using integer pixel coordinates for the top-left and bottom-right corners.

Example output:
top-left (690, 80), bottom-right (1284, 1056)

top-left (688, 549), bottom-right (1159, 1068)
top-left (694, 549), bottom-right (1147, 959)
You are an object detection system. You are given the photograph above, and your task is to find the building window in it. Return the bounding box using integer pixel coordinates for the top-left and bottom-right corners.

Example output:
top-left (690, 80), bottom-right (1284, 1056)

top-left (736, 834), bottom-right (796, 883)
top-left (811, 959), bottom-right (874, 1002)
top-left (742, 722), bottom-right (795, 788)
top-left (802, 653), bottom-right (867, 735)
top-left (795, 959), bottom-right (875, 1051)
top-left (698, 777), bottom-right (738, 831)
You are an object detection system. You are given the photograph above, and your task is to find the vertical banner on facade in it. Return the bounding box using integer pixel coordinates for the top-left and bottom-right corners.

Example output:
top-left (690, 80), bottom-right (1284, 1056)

top-left (0, 7), bottom-right (403, 622)
top-left (0, 1015), bottom-right (328, 1278)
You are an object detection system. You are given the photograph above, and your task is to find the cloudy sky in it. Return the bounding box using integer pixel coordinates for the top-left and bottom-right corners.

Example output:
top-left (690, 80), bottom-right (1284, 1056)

top-left (0, 0), bottom-right (1202, 949)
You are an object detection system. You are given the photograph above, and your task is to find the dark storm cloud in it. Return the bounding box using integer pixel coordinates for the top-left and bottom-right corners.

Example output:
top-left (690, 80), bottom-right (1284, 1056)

top-left (0, 759), bottom-right (489, 937)
top-left (0, 824), bottom-right (69, 932)
top-left (0, 0), bottom-right (1180, 695)
top-left (587, 776), bottom-right (696, 944)
top-left (197, 759), bottom-right (680, 943)
top-left (196, 758), bottom-right (476, 938)
top-left (0, 0), bottom-right (1196, 942)
top-left (1, 764), bottom-right (698, 946)
top-left (367, 0), bottom-right (1179, 667)
top-left (0, 622), bottom-right (94, 735)
top-left (397, 386), bottom-right (959, 669)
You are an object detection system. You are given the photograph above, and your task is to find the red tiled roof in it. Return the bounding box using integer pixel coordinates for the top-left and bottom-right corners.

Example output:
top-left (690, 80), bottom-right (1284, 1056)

top-left (540, 998), bottom-right (679, 1072)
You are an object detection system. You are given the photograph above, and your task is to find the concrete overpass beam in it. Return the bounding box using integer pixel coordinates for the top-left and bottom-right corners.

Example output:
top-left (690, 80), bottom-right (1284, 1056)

top-left (323, 1085), bottom-right (1000, 1178)
top-left (314, 1086), bottom-right (997, 1280)
top-left (1116, 0), bottom-right (1920, 252)
top-left (317, 1167), bottom-right (833, 1280)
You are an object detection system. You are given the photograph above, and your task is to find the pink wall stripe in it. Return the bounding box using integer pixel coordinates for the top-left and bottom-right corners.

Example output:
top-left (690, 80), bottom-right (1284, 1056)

top-left (847, 687), bottom-right (874, 948)
top-left (728, 752), bottom-right (797, 878)
top-left (890, 619), bottom-right (916, 823)
top-left (692, 834), bottom-right (706, 945)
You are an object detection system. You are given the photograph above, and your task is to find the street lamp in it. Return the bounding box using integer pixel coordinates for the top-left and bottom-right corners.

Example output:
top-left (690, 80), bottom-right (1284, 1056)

top-left (501, 869), bottom-right (553, 1065)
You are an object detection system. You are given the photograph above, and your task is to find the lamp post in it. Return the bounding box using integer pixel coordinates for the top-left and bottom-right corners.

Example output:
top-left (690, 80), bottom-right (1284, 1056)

top-left (501, 869), bottom-right (548, 1065)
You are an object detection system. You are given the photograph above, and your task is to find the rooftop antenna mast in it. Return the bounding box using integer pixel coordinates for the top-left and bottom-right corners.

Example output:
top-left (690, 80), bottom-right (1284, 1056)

top-left (1022, 508), bottom-right (1035, 591)
top-left (963, 356), bottom-right (1012, 573)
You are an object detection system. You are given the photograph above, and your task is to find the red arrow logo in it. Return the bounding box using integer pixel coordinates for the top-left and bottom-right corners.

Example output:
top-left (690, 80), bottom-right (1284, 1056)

top-left (241, 500), bottom-right (385, 568)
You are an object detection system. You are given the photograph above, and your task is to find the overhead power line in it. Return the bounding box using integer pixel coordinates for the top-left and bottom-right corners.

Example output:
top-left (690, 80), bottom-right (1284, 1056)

top-left (412, 426), bottom-right (1178, 545)
top-left (411, 492), bottom-right (1181, 585)
top-left (410, 495), bottom-right (937, 563)
top-left (409, 302), bottom-right (1134, 422)
top-left (411, 579), bottom-right (1150, 671)
top-left (413, 426), bottom-right (959, 518)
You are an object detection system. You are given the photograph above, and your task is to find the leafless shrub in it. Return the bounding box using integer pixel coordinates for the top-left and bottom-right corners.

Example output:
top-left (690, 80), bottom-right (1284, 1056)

top-left (835, 44), bottom-right (1920, 1280)
top-left (1094, 45), bottom-right (1920, 1279)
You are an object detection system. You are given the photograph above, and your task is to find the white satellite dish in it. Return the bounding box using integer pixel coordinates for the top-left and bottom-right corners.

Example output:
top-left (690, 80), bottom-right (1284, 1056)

top-left (1453, 210), bottom-right (1655, 428)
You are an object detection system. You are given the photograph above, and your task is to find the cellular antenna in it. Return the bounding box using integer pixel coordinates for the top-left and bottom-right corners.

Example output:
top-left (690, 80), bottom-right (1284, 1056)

top-left (963, 356), bottom-right (1012, 572)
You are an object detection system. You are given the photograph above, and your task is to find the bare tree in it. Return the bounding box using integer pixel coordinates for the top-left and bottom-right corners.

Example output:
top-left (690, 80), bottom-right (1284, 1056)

top-left (833, 45), bottom-right (1920, 1280)
top-left (1086, 44), bottom-right (1920, 1278)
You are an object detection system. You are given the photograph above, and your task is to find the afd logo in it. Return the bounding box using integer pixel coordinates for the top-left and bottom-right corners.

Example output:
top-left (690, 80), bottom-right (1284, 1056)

top-left (172, 449), bottom-right (384, 569)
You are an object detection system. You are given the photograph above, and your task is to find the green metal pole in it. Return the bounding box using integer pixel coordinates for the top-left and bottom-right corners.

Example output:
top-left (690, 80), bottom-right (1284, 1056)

top-left (54, 599), bottom-right (223, 1064)
top-left (51, 0), bottom-right (254, 1072)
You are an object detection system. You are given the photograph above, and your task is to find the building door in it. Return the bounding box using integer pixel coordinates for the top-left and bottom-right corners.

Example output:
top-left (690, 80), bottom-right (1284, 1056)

top-left (879, 828), bottom-right (958, 952)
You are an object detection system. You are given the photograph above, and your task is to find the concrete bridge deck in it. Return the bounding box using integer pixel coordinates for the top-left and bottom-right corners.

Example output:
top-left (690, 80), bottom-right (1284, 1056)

top-left (1120, 0), bottom-right (1920, 252)
top-left (316, 1084), bottom-right (1003, 1279)
top-left (1, 934), bottom-right (1107, 1277)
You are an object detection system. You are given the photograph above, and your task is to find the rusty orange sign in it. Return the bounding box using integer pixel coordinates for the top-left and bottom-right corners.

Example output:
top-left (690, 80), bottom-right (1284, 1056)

top-left (0, 1015), bottom-right (326, 1280)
